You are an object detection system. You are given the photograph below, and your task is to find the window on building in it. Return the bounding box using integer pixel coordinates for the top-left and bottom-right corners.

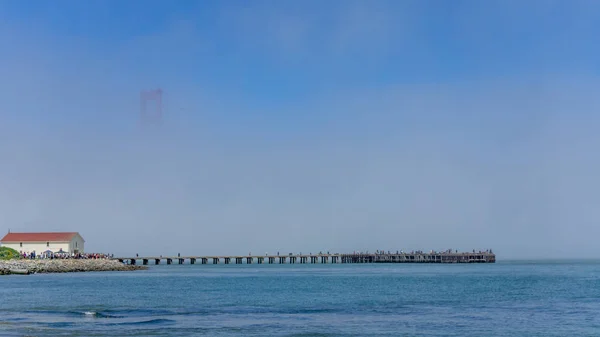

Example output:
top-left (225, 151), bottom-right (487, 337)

top-left (20, 242), bottom-right (22, 247)
top-left (76, 242), bottom-right (78, 248)
top-left (47, 242), bottom-right (49, 247)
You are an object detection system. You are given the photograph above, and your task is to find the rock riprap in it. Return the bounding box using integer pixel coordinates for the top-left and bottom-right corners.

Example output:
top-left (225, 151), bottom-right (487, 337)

top-left (0, 259), bottom-right (146, 275)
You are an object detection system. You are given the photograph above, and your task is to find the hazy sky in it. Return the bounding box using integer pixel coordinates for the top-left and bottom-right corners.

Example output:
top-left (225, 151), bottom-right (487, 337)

top-left (1, 1), bottom-right (599, 258)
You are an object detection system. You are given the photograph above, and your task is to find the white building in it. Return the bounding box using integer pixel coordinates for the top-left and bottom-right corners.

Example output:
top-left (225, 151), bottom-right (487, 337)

top-left (0, 232), bottom-right (85, 255)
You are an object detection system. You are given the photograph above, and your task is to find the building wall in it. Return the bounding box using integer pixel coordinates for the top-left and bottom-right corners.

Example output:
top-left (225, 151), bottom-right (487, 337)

top-left (1, 241), bottom-right (70, 255)
top-left (1, 234), bottom-right (86, 255)
top-left (69, 235), bottom-right (85, 254)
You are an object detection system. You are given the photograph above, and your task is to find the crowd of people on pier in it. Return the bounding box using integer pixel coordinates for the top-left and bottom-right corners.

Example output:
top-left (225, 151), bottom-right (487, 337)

top-left (359, 249), bottom-right (494, 255)
top-left (241, 249), bottom-right (495, 256)
top-left (19, 251), bottom-right (113, 260)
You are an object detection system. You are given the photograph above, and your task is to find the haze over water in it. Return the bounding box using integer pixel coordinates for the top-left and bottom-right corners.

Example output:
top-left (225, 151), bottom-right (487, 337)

top-left (1, 261), bottom-right (600, 336)
top-left (1, 2), bottom-right (600, 259)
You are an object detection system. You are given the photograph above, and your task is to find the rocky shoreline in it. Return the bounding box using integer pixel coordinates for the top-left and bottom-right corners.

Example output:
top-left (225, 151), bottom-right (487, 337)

top-left (0, 259), bottom-right (147, 275)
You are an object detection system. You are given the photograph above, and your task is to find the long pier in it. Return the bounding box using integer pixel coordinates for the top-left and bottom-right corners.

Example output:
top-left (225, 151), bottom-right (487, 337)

top-left (115, 252), bottom-right (495, 266)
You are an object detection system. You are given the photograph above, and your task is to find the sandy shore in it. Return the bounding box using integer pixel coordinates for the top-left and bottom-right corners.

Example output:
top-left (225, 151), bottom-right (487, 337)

top-left (0, 259), bottom-right (147, 275)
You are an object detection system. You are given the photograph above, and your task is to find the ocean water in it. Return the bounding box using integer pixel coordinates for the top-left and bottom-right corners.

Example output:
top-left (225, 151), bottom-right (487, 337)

top-left (1, 261), bottom-right (599, 336)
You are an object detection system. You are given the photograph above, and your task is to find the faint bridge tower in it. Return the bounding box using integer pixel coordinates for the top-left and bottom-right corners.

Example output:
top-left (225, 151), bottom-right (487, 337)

top-left (140, 88), bottom-right (163, 126)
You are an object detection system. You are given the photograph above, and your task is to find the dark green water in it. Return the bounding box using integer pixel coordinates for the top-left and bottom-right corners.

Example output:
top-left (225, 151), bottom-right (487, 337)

top-left (1, 261), bottom-right (599, 336)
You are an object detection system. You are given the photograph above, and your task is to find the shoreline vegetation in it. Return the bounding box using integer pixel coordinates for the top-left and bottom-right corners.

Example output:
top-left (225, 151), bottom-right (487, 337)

top-left (0, 259), bottom-right (147, 275)
top-left (0, 246), bottom-right (21, 260)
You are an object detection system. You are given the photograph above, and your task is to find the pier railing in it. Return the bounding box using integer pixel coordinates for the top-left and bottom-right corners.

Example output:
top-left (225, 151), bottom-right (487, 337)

top-left (114, 252), bottom-right (495, 266)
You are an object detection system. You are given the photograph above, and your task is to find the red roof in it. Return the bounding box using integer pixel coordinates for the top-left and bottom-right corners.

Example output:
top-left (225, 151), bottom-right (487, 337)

top-left (0, 232), bottom-right (81, 242)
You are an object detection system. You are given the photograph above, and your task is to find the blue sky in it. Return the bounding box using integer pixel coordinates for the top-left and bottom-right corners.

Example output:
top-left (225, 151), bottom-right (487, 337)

top-left (4, 1), bottom-right (598, 99)
top-left (1, 1), bottom-right (599, 258)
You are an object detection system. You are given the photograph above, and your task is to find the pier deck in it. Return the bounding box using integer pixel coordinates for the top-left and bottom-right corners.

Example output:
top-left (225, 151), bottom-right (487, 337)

top-left (115, 252), bottom-right (495, 266)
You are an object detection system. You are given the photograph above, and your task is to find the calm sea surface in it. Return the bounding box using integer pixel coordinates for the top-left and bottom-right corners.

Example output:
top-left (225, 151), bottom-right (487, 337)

top-left (1, 261), bottom-right (599, 336)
